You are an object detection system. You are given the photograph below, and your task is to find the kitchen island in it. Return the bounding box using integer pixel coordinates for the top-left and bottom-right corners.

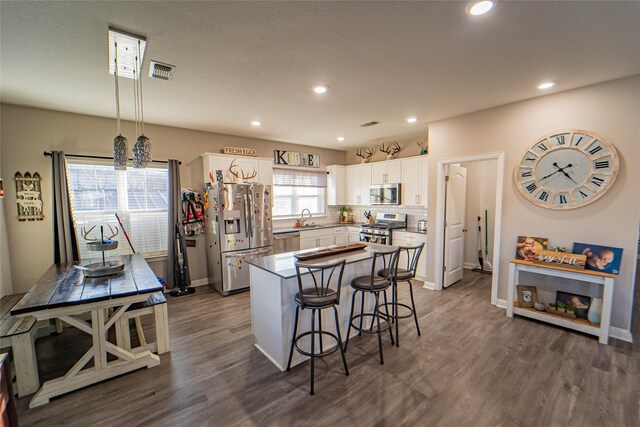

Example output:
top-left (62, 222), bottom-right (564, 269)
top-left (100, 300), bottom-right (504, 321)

top-left (247, 243), bottom-right (393, 371)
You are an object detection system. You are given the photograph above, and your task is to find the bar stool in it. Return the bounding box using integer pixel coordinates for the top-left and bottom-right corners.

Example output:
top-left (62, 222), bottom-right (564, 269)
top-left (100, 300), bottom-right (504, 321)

top-left (378, 242), bottom-right (425, 347)
top-left (286, 258), bottom-right (349, 395)
top-left (345, 246), bottom-right (399, 365)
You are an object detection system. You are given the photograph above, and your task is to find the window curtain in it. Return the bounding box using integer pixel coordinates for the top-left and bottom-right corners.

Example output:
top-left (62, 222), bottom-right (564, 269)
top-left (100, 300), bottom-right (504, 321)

top-left (273, 168), bottom-right (327, 187)
top-left (166, 159), bottom-right (190, 289)
top-left (52, 151), bottom-right (79, 264)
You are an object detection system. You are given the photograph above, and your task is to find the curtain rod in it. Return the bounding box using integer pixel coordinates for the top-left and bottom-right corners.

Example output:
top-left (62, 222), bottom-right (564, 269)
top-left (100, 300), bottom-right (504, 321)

top-left (43, 151), bottom-right (181, 165)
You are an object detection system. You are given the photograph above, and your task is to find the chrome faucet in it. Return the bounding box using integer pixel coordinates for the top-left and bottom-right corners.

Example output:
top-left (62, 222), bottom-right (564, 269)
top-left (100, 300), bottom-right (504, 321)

top-left (300, 208), bottom-right (312, 226)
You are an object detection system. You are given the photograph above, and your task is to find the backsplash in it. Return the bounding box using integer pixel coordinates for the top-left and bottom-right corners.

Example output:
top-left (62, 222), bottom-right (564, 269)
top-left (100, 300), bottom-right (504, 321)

top-left (274, 205), bottom-right (427, 228)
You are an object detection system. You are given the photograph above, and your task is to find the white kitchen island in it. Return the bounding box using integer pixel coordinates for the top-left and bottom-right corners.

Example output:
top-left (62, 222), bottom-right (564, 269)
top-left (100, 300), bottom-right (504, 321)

top-left (247, 243), bottom-right (393, 371)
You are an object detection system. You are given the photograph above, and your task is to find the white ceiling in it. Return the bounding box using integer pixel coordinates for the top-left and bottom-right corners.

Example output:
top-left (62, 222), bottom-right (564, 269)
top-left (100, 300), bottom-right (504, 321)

top-left (1, 1), bottom-right (639, 150)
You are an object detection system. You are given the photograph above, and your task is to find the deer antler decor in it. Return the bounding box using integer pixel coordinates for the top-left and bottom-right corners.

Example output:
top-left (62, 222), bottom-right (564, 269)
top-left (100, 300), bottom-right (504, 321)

top-left (356, 147), bottom-right (375, 164)
top-left (81, 224), bottom-right (119, 242)
top-left (417, 139), bottom-right (428, 155)
top-left (228, 158), bottom-right (257, 183)
top-left (380, 141), bottom-right (402, 160)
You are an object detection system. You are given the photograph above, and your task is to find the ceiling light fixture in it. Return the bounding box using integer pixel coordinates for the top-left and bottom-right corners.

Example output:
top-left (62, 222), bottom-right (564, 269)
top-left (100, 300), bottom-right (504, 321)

top-left (537, 81), bottom-right (555, 90)
top-left (108, 28), bottom-right (147, 79)
top-left (113, 41), bottom-right (128, 170)
top-left (313, 86), bottom-right (328, 94)
top-left (337, 136), bottom-right (345, 142)
top-left (466, 1), bottom-right (494, 16)
top-left (251, 121), bottom-right (262, 127)
top-left (406, 116), bottom-right (418, 123)
top-left (133, 40), bottom-right (151, 168)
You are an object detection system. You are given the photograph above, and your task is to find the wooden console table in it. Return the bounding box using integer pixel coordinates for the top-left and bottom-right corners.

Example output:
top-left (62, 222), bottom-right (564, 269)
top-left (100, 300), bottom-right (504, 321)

top-left (507, 259), bottom-right (615, 345)
top-left (11, 254), bottom-right (164, 407)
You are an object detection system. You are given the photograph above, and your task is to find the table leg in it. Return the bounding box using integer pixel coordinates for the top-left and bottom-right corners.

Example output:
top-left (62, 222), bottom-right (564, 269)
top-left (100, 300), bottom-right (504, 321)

top-left (10, 327), bottom-right (40, 397)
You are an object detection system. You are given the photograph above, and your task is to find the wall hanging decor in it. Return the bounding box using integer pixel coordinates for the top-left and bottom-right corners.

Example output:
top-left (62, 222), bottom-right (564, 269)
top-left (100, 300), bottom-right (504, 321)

top-left (417, 140), bottom-right (428, 155)
top-left (15, 172), bottom-right (44, 221)
top-left (356, 147), bottom-right (375, 164)
top-left (380, 141), bottom-right (402, 160)
top-left (223, 146), bottom-right (257, 157)
top-left (228, 159), bottom-right (257, 183)
top-left (274, 150), bottom-right (320, 167)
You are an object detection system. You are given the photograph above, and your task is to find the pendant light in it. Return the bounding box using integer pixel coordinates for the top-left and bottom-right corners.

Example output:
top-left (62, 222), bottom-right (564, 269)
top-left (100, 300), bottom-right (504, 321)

top-left (113, 41), bottom-right (128, 170)
top-left (133, 40), bottom-right (151, 168)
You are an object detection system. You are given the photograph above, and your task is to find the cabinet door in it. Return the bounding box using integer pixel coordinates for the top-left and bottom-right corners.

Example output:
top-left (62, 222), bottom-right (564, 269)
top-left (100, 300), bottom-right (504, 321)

top-left (346, 166), bottom-right (359, 205)
top-left (417, 156), bottom-right (428, 207)
top-left (401, 157), bottom-right (420, 206)
top-left (348, 233), bottom-right (361, 243)
top-left (327, 166), bottom-right (346, 206)
top-left (386, 159), bottom-right (402, 183)
top-left (371, 162), bottom-right (387, 185)
top-left (357, 164), bottom-right (372, 205)
top-left (258, 159), bottom-right (273, 186)
top-left (317, 235), bottom-right (336, 248)
top-left (300, 236), bottom-right (318, 250)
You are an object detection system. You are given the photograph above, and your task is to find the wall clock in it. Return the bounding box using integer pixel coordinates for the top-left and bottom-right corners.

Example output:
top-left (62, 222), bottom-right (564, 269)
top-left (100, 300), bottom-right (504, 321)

top-left (514, 129), bottom-right (619, 209)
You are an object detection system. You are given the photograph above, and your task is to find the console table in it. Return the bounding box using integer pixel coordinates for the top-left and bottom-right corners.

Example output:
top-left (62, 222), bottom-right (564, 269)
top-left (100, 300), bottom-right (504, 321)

top-left (507, 259), bottom-right (615, 344)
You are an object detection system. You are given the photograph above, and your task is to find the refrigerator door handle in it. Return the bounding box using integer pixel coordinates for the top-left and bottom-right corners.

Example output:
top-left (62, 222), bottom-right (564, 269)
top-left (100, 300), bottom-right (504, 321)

top-left (248, 189), bottom-right (255, 238)
top-left (243, 189), bottom-right (250, 239)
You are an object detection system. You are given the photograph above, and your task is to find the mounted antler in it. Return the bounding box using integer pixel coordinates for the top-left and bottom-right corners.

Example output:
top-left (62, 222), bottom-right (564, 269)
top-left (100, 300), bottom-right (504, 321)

top-left (242, 168), bottom-right (258, 182)
top-left (417, 139), bottom-right (428, 155)
top-left (380, 141), bottom-right (402, 160)
top-left (81, 224), bottom-right (119, 242)
top-left (229, 158), bottom-right (240, 183)
top-left (356, 147), bottom-right (375, 164)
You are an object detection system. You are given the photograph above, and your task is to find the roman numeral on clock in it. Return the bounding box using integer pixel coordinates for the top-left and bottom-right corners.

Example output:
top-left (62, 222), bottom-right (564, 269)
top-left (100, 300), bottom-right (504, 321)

top-left (525, 156), bottom-right (536, 162)
top-left (537, 143), bottom-right (548, 151)
top-left (595, 160), bottom-right (609, 169)
top-left (525, 182), bottom-right (537, 193)
top-left (554, 135), bottom-right (565, 145)
top-left (559, 194), bottom-right (567, 204)
top-left (538, 191), bottom-right (549, 202)
top-left (579, 190), bottom-right (589, 199)
top-left (521, 171), bottom-right (532, 178)
top-left (589, 146), bottom-right (603, 155)
top-left (573, 136), bottom-right (583, 146)
top-left (590, 176), bottom-right (604, 187)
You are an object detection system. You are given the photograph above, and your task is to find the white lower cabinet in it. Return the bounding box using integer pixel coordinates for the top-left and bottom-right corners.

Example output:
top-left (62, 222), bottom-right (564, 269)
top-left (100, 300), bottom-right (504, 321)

top-left (299, 226), bottom-right (350, 249)
top-left (393, 231), bottom-right (427, 280)
top-left (347, 227), bottom-right (361, 243)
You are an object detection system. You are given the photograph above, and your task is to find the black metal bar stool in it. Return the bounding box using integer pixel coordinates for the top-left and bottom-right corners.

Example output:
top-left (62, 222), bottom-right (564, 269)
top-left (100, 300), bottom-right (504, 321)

top-left (345, 245), bottom-right (399, 365)
top-left (378, 242), bottom-right (425, 347)
top-left (286, 258), bottom-right (349, 395)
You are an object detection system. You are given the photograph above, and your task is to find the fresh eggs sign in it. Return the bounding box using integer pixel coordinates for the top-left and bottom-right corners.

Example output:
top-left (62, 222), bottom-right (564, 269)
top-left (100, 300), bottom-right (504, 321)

top-left (274, 150), bottom-right (320, 168)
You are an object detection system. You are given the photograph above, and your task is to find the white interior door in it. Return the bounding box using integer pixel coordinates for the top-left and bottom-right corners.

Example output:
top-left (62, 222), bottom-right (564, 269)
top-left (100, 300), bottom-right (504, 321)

top-left (444, 164), bottom-right (467, 287)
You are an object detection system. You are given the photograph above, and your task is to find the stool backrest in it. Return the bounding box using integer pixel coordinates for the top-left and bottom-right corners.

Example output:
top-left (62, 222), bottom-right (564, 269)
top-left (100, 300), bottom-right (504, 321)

top-left (295, 258), bottom-right (347, 307)
top-left (398, 242), bottom-right (425, 279)
top-left (369, 246), bottom-right (400, 289)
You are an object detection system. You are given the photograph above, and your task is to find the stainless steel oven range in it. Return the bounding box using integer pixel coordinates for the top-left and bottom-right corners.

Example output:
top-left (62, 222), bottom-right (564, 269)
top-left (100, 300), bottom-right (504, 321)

top-left (359, 212), bottom-right (407, 245)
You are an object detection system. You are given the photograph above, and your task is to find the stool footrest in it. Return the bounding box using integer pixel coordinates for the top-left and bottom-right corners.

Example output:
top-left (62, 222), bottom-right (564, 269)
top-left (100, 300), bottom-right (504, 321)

top-left (293, 330), bottom-right (341, 358)
top-left (349, 313), bottom-right (392, 334)
top-left (379, 302), bottom-right (415, 320)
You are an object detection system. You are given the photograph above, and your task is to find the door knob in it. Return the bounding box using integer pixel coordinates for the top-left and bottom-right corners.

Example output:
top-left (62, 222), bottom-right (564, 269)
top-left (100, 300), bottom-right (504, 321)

top-left (463, 229), bottom-right (468, 232)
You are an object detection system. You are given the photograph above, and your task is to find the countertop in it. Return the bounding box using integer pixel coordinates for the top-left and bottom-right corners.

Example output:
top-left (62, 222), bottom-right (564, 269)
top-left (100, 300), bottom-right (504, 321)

top-left (247, 242), bottom-right (395, 279)
top-left (396, 228), bottom-right (427, 235)
top-left (273, 223), bottom-right (362, 234)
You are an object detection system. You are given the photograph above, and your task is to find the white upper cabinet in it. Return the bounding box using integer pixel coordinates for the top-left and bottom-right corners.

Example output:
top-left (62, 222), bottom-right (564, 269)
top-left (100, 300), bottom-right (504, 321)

top-left (401, 156), bottom-right (428, 207)
top-left (371, 159), bottom-right (402, 184)
top-left (345, 163), bottom-right (371, 206)
top-left (202, 153), bottom-right (273, 186)
top-left (327, 165), bottom-right (346, 206)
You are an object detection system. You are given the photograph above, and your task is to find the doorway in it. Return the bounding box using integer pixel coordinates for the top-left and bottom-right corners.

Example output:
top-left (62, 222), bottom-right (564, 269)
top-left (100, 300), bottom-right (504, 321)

top-left (434, 153), bottom-right (505, 306)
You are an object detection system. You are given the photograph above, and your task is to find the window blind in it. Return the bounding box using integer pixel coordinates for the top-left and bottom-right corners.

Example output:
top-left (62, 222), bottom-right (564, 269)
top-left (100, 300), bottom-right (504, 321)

top-left (272, 168), bottom-right (327, 217)
top-left (66, 159), bottom-right (168, 259)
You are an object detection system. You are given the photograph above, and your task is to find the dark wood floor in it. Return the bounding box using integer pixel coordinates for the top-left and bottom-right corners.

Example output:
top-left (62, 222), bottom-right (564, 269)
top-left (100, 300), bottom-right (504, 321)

top-left (16, 269), bottom-right (640, 426)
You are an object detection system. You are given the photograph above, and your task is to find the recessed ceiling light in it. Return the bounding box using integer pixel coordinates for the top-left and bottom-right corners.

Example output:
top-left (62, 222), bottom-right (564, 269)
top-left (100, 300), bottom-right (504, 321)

top-left (313, 86), bottom-right (328, 94)
top-left (537, 82), bottom-right (555, 90)
top-left (251, 121), bottom-right (262, 127)
top-left (406, 116), bottom-right (418, 123)
top-left (337, 136), bottom-right (345, 142)
top-left (466, 1), bottom-right (494, 16)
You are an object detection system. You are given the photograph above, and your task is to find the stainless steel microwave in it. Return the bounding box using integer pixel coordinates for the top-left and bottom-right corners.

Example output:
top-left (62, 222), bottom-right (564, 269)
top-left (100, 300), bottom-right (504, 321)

top-left (370, 184), bottom-right (401, 205)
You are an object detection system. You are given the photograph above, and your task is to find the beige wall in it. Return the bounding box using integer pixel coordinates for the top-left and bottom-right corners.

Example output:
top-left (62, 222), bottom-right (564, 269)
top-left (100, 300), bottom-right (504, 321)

top-left (0, 104), bottom-right (346, 294)
top-left (425, 75), bottom-right (640, 331)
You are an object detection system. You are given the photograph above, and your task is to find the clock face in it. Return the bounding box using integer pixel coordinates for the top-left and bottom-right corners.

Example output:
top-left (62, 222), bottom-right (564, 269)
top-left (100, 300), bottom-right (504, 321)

top-left (515, 130), bottom-right (619, 209)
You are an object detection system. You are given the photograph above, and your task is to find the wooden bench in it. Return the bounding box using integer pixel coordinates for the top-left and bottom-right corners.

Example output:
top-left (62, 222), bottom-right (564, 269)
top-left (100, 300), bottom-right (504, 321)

top-left (115, 292), bottom-right (170, 355)
top-left (0, 294), bottom-right (41, 397)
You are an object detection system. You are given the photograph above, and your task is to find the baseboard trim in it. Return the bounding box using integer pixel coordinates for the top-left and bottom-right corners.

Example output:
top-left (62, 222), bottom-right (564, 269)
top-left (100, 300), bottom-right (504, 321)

top-left (609, 327), bottom-right (633, 343)
top-left (463, 262), bottom-right (478, 270)
top-left (422, 281), bottom-right (437, 290)
top-left (495, 298), bottom-right (508, 309)
top-left (190, 278), bottom-right (210, 287)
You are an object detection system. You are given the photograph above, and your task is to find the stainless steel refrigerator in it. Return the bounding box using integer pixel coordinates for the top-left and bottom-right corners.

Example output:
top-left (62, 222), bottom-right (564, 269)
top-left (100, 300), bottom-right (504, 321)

top-left (204, 183), bottom-right (273, 295)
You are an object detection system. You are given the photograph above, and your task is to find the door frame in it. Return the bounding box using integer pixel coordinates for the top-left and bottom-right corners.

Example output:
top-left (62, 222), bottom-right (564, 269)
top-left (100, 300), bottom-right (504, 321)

top-left (433, 152), bottom-right (505, 306)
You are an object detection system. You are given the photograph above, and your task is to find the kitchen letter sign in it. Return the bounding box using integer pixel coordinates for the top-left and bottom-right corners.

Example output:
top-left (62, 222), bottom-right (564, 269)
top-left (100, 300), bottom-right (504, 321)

top-left (274, 150), bottom-right (320, 168)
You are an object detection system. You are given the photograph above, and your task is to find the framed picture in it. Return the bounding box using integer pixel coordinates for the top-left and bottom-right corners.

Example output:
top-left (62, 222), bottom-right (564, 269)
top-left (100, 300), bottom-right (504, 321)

top-left (517, 285), bottom-right (538, 308)
top-left (515, 236), bottom-right (548, 261)
top-left (556, 291), bottom-right (591, 319)
top-left (572, 242), bottom-right (623, 275)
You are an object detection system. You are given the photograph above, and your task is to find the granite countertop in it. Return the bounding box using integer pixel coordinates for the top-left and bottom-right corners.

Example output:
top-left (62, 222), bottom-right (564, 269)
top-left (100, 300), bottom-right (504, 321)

top-left (247, 242), bottom-right (395, 279)
top-left (273, 223), bottom-right (362, 234)
top-left (396, 228), bottom-right (427, 235)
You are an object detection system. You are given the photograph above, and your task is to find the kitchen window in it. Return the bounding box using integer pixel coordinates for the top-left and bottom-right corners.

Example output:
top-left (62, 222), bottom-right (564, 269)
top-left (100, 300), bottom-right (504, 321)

top-left (272, 168), bottom-right (327, 218)
top-left (66, 159), bottom-right (169, 259)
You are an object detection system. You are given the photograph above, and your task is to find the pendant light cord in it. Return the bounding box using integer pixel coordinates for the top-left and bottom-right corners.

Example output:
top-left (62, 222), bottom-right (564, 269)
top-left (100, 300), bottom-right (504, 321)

top-left (114, 41), bottom-right (121, 135)
top-left (133, 51), bottom-right (139, 136)
top-left (137, 40), bottom-right (145, 135)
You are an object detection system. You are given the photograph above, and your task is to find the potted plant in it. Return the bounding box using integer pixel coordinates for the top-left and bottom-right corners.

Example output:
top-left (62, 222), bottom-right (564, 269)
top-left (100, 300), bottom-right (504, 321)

top-left (339, 206), bottom-right (350, 223)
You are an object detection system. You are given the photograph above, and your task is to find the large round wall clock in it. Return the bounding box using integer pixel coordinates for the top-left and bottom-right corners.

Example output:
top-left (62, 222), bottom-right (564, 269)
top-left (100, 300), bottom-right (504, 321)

top-left (514, 129), bottom-right (619, 210)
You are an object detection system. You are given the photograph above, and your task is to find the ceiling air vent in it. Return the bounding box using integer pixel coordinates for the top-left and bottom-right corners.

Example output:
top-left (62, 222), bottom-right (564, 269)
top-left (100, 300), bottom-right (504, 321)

top-left (360, 121), bottom-right (380, 128)
top-left (149, 61), bottom-right (176, 80)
